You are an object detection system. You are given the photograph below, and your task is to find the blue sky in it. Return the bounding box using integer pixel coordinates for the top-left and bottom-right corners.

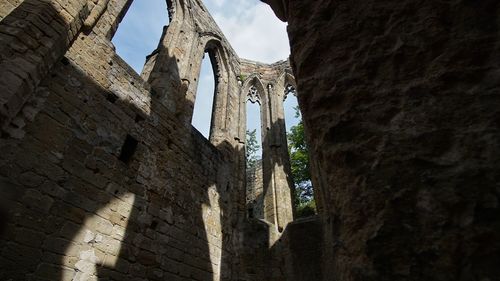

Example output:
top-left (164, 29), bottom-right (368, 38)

top-left (112, 0), bottom-right (299, 154)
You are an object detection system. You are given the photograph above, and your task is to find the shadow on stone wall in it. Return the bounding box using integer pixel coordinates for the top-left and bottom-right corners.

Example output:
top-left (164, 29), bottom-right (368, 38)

top-left (0, 2), bottom-right (296, 281)
top-left (272, 216), bottom-right (323, 281)
top-left (0, 21), bottom-right (239, 281)
top-left (261, 115), bottom-right (294, 231)
top-left (284, 0), bottom-right (500, 280)
top-left (0, 0), bottom-right (87, 132)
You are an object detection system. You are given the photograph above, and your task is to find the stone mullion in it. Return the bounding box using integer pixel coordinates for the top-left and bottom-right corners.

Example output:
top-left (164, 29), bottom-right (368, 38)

top-left (209, 49), bottom-right (229, 145)
top-left (269, 83), bottom-right (294, 230)
top-left (238, 82), bottom-right (249, 219)
top-left (275, 85), bottom-right (288, 147)
top-left (146, 16), bottom-right (180, 96)
top-left (236, 78), bottom-right (246, 144)
top-left (260, 84), bottom-right (276, 225)
top-left (140, 25), bottom-right (168, 81)
top-left (148, 13), bottom-right (200, 126)
top-left (268, 84), bottom-right (282, 229)
top-left (146, 0), bottom-right (187, 115)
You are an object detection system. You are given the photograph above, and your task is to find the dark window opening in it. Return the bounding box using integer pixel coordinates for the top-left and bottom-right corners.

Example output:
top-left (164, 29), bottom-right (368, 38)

top-left (150, 220), bottom-right (158, 230)
top-left (135, 113), bottom-right (145, 123)
top-left (248, 207), bottom-right (254, 219)
top-left (0, 208), bottom-right (8, 235)
top-left (245, 84), bottom-right (264, 220)
top-left (246, 93), bottom-right (262, 166)
top-left (61, 57), bottom-right (70, 65)
top-left (119, 134), bottom-right (138, 164)
top-left (106, 92), bottom-right (119, 104)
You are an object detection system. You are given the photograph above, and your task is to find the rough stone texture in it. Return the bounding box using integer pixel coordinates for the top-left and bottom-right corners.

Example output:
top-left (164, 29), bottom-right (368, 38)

top-left (279, 217), bottom-right (323, 281)
top-left (0, 1), bottom-right (299, 281)
top-left (246, 160), bottom-right (264, 219)
top-left (264, 0), bottom-right (500, 280)
top-left (0, 0), bottom-right (93, 132)
top-left (0, 0), bottom-right (23, 20)
top-left (238, 219), bottom-right (275, 281)
top-left (240, 59), bottom-right (296, 231)
top-left (0, 0), bottom-right (300, 280)
top-left (5, 0), bottom-right (496, 280)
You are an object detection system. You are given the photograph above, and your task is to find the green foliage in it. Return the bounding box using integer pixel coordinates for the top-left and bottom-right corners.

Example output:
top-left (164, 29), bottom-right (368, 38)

top-left (287, 106), bottom-right (316, 217)
top-left (246, 129), bottom-right (260, 169)
top-left (296, 200), bottom-right (316, 218)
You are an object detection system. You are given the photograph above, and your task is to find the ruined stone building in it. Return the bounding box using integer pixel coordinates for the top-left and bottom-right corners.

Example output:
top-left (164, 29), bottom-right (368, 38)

top-left (0, 0), bottom-right (499, 280)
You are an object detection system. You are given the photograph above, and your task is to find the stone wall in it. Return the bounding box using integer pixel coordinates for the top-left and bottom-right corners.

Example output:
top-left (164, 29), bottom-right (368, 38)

top-left (264, 0), bottom-right (500, 280)
top-left (0, 0), bottom-right (307, 280)
top-left (0, 0), bottom-right (22, 20)
top-left (5, 0), bottom-right (493, 280)
top-left (239, 59), bottom-right (295, 231)
top-left (0, 0), bottom-right (244, 280)
top-left (246, 160), bottom-right (264, 219)
top-left (0, 61), bottom-right (236, 279)
top-left (279, 217), bottom-right (323, 281)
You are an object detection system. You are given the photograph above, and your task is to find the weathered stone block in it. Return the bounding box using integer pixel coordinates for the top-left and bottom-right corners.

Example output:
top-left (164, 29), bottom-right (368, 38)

top-left (35, 262), bottom-right (75, 281)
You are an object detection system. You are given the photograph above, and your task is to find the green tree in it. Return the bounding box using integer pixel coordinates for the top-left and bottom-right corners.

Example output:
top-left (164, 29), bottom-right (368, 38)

top-left (246, 129), bottom-right (260, 169)
top-left (287, 106), bottom-right (316, 217)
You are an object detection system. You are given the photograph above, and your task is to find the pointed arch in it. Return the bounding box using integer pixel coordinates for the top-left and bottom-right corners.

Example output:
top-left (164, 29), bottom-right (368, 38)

top-left (191, 38), bottom-right (235, 144)
top-left (242, 75), bottom-right (266, 105)
top-left (276, 71), bottom-right (297, 100)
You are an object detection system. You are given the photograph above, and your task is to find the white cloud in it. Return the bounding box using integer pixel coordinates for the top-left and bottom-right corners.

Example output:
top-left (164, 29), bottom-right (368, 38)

top-left (112, 0), bottom-right (294, 139)
top-left (211, 0), bottom-right (227, 7)
top-left (211, 2), bottom-right (290, 63)
top-left (194, 1), bottom-right (293, 139)
top-left (113, 1), bottom-right (289, 70)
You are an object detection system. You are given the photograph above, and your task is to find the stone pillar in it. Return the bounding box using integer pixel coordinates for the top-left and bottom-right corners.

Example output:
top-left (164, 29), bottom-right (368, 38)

top-left (240, 63), bottom-right (295, 230)
top-left (207, 46), bottom-right (232, 146)
top-left (266, 0), bottom-right (500, 280)
top-left (146, 0), bottom-right (195, 122)
top-left (146, 1), bottom-right (238, 148)
top-left (141, 25), bottom-right (168, 81)
top-left (263, 82), bottom-right (293, 231)
top-left (260, 81), bottom-right (276, 226)
top-left (236, 76), bottom-right (247, 143)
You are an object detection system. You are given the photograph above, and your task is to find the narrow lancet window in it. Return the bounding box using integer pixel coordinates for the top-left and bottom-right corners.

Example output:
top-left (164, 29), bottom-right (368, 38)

top-left (246, 84), bottom-right (264, 219)
top-left (284, 87), bottom-right (316, 217)
top-left (192, 52), bottom-right (216, 139)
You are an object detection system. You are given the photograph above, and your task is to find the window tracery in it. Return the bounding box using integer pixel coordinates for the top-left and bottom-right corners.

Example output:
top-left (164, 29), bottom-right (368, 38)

top-left (248, 85), bottom-right (261, 104)
top-left (283, 84), bottom-right (296, 100)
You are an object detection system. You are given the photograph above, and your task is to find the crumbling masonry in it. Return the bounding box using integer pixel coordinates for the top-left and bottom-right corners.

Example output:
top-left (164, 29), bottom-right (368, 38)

top-left (1, 0), bottom-right (500, 281)
top-left (0, 0), bottom-right (298, 280)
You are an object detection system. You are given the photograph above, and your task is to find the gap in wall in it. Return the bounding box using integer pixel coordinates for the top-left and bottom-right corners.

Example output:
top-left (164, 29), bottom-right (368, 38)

top-left (111, 0), bottom-right (169, 73)
top-left (284, 91), bottom-right (317, 217)
top-left (203, 0), bottom-right (290, 63)
top-left (246, 100), bottom-right (262, 161)
top-left (284, 92), bottom-right (299, 134)
top-left (192, 53), bottom-right (216, 139)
